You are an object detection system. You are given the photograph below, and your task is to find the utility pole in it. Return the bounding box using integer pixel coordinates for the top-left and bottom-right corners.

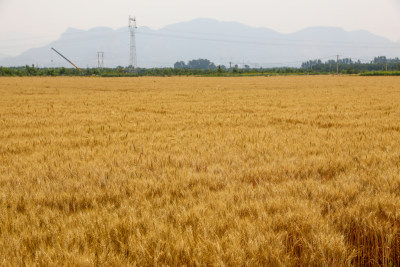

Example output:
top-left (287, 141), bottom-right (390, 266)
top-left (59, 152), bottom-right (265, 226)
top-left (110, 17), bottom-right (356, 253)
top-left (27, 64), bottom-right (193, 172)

top-left (51, 50), bottom-right (54, 68)
top-left (97, 52), bottom-right (104, 70)
top-left (336, 55), bottom-right (339, 75)
top-left (51, 47), bottom-right (81, 71)
top-left (386, 61), bottom-right (388, 72)
top-left (129, 16), bottom-right (138, 72)
top-left (229, 61), bottom-right (232, 72)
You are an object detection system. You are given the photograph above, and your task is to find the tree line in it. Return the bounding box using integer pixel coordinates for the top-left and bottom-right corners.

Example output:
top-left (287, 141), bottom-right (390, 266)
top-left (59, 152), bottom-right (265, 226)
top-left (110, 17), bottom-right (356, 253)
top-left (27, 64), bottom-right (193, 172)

top-left (301, 56), bottom-right (400, 74)
top-left (1, 57), bottom-right (400, 77)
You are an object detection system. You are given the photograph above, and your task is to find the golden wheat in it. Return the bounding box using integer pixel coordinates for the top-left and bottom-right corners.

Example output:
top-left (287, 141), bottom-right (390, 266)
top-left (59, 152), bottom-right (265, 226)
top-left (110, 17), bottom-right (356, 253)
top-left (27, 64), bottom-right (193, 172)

top-left (0, 76), bottom-right (399, 266)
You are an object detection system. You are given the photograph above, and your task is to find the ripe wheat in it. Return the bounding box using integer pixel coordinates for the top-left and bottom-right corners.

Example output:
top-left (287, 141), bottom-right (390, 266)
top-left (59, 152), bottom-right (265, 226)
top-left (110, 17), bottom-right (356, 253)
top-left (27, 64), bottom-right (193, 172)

top-left (0, 76), bottom-right (399, 266)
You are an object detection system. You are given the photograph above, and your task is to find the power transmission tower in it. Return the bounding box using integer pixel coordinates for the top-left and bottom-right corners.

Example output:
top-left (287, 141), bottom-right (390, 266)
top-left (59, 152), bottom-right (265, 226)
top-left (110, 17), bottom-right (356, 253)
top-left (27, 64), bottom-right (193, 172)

top-left (336, 55), bottom-right (339, 74)
top-left (129, 16), bottom-right (138, 72)
top-left (97, 52), bottom-right (104, 70)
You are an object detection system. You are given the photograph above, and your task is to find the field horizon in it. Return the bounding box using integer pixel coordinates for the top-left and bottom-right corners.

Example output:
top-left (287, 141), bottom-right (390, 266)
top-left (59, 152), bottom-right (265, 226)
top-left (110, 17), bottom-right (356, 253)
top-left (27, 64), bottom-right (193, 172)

top-left (0, 76), bottom-right (399, 265)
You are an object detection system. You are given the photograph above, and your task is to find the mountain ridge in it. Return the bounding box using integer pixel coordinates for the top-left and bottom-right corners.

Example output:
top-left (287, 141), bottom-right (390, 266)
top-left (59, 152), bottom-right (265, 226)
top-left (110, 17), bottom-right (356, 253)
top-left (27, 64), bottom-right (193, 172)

top-left (0, 18), bottom-right (398, 68)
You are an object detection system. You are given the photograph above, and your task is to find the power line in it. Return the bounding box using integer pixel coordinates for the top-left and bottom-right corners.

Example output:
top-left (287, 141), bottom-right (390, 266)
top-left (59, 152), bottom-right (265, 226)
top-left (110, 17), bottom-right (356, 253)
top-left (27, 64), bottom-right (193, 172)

top-left (155, 27), bottom-right (399, 46)
top-left (2, 27), bottom-right (400, 50)
top-left (0, 24), bottom-right (397, 48)
top-left (136, 31), bottom-right (400, 49)
top-left (338, 55), bottom-right (375, 63)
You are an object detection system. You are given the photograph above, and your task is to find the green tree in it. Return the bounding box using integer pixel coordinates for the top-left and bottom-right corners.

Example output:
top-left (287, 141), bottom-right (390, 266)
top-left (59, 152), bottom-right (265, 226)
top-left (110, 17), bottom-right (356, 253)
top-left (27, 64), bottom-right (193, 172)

top-left (187, 59), bottom-right (217, 70)
top-left (25, 65), bottom-right (37, 76)
top-left (174, 61), bottom-right (186, 69)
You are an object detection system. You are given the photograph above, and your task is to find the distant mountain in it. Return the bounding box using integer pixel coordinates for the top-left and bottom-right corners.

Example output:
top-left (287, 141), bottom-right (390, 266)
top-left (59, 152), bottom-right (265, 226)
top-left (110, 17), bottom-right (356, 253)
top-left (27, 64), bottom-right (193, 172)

top-left (1, 18), bottom-right (399, 68)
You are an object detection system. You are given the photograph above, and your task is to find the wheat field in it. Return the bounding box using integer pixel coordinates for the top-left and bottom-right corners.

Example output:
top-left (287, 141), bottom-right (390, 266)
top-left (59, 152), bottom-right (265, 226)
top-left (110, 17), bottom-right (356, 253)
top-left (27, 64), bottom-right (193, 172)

top-left (0, 76), bottom-right (399, 266)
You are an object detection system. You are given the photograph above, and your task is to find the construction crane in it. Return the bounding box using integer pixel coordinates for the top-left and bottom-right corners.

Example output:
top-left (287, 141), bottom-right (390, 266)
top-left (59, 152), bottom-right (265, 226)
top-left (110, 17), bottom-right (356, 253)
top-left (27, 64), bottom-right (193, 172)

top-left (51, 47), bottom-right (81, 71)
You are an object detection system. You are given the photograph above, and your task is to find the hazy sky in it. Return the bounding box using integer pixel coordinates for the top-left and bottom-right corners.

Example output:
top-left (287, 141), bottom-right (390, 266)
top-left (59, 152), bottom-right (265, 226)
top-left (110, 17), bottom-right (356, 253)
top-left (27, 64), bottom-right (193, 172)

top-left (1, 0), bottom-right (400, 57)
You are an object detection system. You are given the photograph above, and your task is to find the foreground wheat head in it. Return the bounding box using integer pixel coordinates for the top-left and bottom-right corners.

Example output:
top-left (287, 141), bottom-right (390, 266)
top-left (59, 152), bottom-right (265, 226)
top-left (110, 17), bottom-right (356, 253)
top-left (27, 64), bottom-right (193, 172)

top-left (0, 76), bottom-right (399, 266)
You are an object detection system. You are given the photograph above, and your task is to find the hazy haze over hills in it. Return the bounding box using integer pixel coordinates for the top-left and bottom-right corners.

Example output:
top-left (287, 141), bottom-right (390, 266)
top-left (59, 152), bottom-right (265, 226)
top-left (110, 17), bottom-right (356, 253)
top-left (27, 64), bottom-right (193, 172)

top-left (0, 18), bottom-right (399, 68)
